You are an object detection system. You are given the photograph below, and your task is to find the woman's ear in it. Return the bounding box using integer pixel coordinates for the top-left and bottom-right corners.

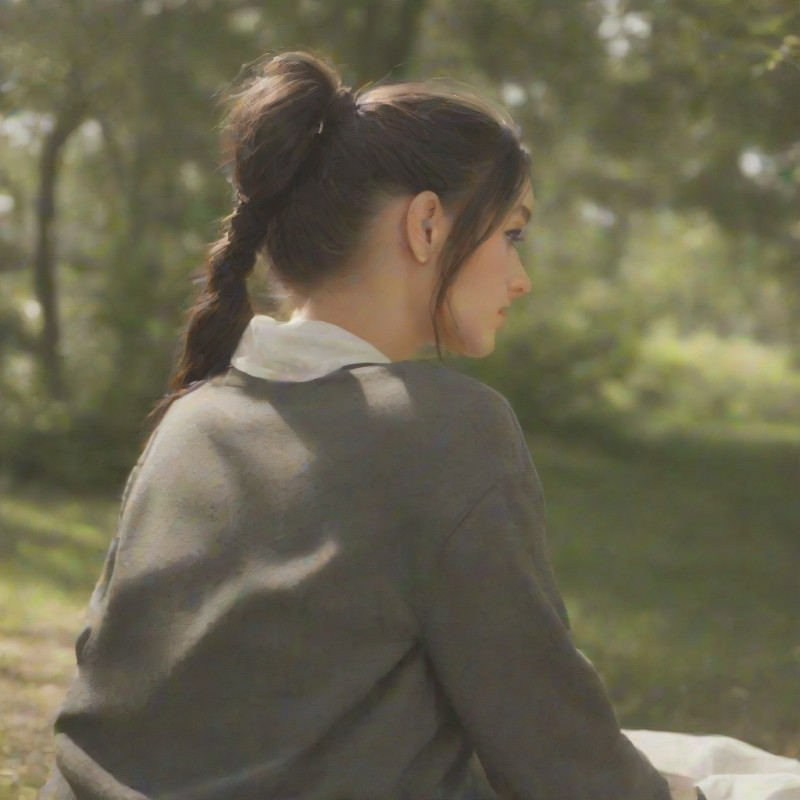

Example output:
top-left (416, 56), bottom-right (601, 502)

top-left (406, 190), bottom-right (448, 264)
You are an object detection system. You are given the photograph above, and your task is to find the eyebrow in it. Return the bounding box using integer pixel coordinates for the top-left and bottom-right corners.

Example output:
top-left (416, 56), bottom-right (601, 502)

top-left (514, 204), bottom-right (532, 224)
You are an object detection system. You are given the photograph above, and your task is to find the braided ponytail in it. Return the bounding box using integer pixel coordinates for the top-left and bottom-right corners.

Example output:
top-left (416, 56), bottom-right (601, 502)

top-left (142, 48), bottom-right (531, 444)
top-left (178, 199), bottom-right (261, 385)
top-left (143, 52), bottom-right (353, 439)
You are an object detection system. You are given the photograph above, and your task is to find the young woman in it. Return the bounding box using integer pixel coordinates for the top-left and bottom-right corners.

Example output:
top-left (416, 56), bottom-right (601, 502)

top-left (40, 50), bottom-right (725, 800)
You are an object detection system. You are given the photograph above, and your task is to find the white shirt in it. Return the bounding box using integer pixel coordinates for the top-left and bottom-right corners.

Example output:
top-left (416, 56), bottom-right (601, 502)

top-left (230, 312), bottom-right (391, 383)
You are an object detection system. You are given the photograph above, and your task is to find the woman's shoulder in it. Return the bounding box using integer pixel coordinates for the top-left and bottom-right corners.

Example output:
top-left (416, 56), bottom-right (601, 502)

top-left (146, 361), bottom-right (526, 477)
top-left (354, 358), bottom-right (516, 418)
top-left (351, 360), bottom-right (531, 475)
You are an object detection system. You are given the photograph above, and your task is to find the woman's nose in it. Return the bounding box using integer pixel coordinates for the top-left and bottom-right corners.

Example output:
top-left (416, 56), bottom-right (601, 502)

top-left (510, 262), bottom-right (532, 297)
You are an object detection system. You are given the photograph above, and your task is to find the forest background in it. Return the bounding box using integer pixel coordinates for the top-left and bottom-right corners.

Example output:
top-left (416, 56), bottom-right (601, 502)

top-left (0, 0), bottom-right (798, 796)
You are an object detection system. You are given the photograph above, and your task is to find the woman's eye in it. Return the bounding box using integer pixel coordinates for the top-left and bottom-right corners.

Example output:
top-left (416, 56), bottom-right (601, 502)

top-left (505, 229), bottom-right (525, 246)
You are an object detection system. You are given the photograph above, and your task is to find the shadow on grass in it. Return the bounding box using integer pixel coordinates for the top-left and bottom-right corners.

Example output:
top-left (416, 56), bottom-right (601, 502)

top-left (533, 426), bottom-right (799, 606)
top-left (0, 488), bottom-right (116, 599)
top-left (529, 427), bottom-right (800, 754)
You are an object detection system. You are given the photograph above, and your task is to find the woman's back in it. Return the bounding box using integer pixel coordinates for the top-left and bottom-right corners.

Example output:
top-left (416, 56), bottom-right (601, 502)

top-left (44, 361), bottom-right (551, 799)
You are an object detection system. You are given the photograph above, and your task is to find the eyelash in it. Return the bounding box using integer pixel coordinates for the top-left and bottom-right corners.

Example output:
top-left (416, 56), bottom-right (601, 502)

top-left (505, 229), bottom-right (526, 245)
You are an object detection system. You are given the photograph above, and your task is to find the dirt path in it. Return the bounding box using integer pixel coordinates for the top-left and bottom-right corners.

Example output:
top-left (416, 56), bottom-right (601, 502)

top-left (0, 611), bottom-right (83, 799)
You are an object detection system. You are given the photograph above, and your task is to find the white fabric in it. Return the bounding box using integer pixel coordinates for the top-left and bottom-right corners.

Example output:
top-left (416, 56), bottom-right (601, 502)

top-left (229, 313), bottom-right (800, 800)
top-left (625, 730), bottom-right (800, 800)
top-left (230, 312), bottom-right (391, 382)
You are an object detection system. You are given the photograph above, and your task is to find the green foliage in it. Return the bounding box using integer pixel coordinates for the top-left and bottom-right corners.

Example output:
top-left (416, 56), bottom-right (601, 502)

top-left (623, 324), bottom-right (800, 423)
top-left (1, 0), bottom-right (799, 487)
top-left (0, 389), bottom-right (123, 492)
top-left (459, 280), bottom-right (642, 431)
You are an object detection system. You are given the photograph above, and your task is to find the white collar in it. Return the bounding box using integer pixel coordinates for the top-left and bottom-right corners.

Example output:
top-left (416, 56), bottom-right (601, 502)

top-left (230, 312), bottom-right (392, 382)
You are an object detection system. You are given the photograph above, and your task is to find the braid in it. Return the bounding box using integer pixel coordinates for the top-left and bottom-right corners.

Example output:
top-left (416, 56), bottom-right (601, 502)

top-left (141, 200), bottom-right (265, 438)
top-left (206, 199), bottom-right (264, 300)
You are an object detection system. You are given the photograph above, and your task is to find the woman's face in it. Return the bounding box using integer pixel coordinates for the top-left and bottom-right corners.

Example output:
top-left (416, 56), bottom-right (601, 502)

top-left (435, 186), bottom-right (534, 358)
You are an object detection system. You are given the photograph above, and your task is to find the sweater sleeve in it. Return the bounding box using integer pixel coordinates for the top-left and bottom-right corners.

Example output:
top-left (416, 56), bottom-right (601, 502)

top-left (419, 454), bottom-right (672, 800)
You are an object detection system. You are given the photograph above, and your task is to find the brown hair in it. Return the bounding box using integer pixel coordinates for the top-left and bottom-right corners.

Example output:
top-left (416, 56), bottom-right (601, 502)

top-left (143, 49), bottom-right (530, 438)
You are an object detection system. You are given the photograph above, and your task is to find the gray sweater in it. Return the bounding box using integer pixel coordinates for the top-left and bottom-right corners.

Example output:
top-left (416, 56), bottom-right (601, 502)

top-left (42, 361), bottom-right (671, 800)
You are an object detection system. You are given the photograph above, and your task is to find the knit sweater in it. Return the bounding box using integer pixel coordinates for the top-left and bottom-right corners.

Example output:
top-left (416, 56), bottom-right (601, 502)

top-left (42, 315), bottom-right (673, 800)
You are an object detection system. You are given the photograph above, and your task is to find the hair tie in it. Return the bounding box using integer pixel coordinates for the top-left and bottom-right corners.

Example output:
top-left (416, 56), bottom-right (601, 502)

top-left (316, 88), bottom-right (357, 136)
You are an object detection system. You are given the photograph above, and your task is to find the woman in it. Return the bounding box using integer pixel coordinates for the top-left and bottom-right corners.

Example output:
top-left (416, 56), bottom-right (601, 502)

top-left (41, 50), bottom-right (724, 800)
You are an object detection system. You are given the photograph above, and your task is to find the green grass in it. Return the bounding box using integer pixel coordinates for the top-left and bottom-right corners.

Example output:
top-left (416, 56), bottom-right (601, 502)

top-left (0, 487), bottom-right (116, 799)
top-left (0, 425), bottom-right (798, 796)
top-left (531, 426), bottom-right (800, 758)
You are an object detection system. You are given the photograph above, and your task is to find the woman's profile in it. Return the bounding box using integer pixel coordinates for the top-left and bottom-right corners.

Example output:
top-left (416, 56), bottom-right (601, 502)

top-left (40, 49), bottom-right (790, 800)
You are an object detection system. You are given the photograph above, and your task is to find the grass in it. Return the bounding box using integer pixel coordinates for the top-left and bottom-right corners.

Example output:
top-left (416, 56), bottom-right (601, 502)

top-left (531, 425), bottom-right (800, 759)
top-left (0, 424), bottom-right (798, 797)
top-left (0, 489), bottom-right (115, 799)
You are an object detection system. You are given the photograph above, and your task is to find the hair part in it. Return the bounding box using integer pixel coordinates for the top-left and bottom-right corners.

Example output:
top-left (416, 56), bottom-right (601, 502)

top-left (142, 49), bottom-right (531, 442)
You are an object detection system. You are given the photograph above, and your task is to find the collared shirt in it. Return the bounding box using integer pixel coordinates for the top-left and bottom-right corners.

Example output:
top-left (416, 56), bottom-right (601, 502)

top-left (230, 312), bottom-right (391, 383)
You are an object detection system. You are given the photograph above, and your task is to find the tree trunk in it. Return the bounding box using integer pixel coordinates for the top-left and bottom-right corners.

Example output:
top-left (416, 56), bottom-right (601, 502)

top-left (32, 73), bottom-right (88, 400)
top-left (355, 0), bottom-right (427, 83)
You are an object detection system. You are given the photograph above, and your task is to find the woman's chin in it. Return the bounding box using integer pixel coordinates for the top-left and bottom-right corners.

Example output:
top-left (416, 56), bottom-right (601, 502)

top-left (433, 316), bottom-right (497, 358)
top-left (468, 339), bottom-right (497, 359)
top-left (444, 332), bottom-right (497, 359)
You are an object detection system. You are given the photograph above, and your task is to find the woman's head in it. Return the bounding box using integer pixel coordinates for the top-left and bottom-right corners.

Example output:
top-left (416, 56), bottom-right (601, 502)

top-left (146, 49), bottom-right (532, 430)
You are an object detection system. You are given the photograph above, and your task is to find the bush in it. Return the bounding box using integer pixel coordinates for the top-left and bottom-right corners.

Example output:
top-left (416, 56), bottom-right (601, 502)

top-left (622, 322), bottom-right (800, 424)
top-left (461, 279), bottom-right (642, 432)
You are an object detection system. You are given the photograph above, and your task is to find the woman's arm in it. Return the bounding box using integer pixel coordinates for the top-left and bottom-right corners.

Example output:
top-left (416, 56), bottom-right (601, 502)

top-left (418, 458), bottom-right (681, 800)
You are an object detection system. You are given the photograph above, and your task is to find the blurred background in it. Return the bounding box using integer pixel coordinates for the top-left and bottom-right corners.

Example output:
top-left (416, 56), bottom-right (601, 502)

top-left (0, 0), bottom-right (798, 795)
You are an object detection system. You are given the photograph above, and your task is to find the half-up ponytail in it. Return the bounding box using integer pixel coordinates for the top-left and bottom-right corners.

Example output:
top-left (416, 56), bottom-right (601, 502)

top-left (142, 52), bottom-right (353, 439)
